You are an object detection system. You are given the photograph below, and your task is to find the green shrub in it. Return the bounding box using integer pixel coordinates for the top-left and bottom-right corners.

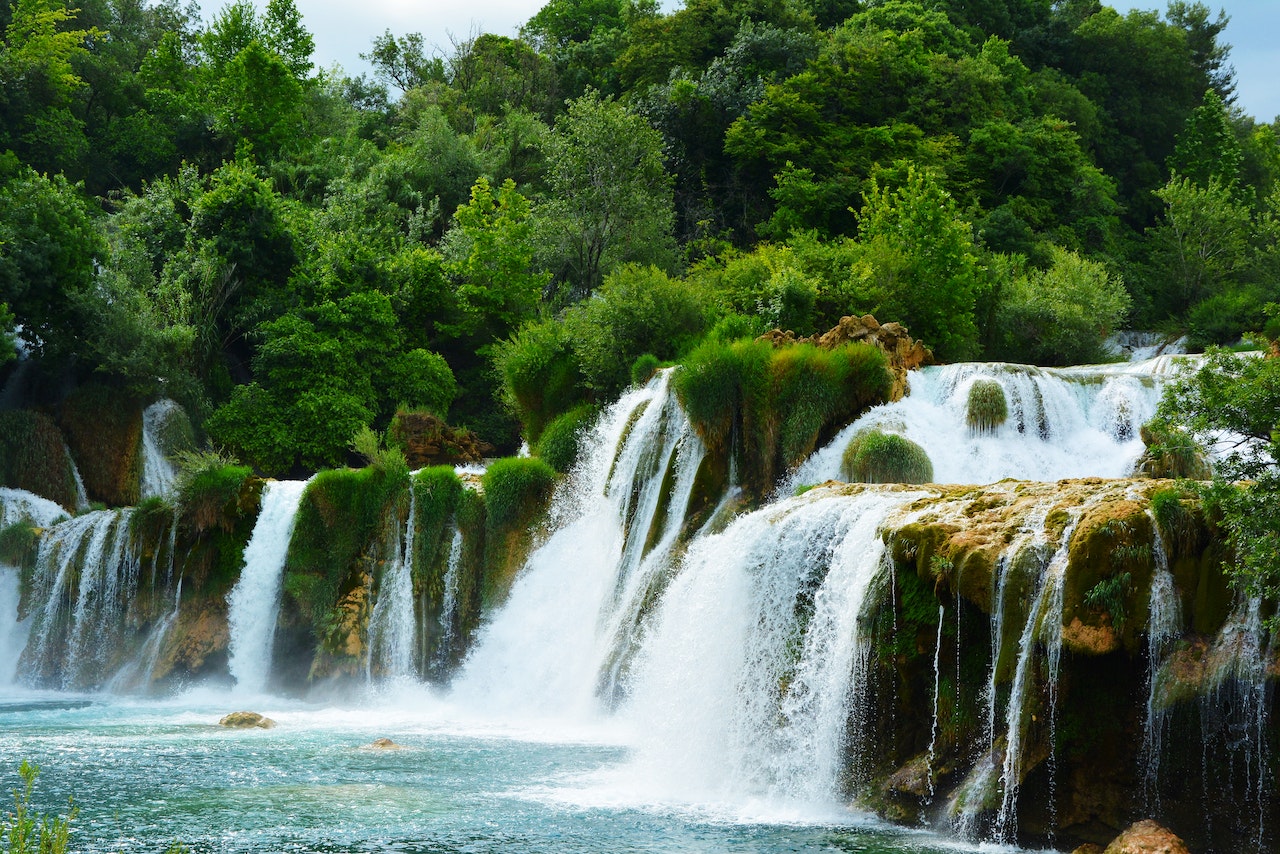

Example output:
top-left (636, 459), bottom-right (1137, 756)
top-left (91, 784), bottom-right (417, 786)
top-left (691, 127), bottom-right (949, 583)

top-left (490, 317), bottom-right (586, 445)
top-left (630, 354), bottom-right (661, 387)
top-left (1186, 288), bottom-right (1266, 349)
top-left (966, 380), bottom-right (1008, 434)
top-left (0, 410), bottom-right (79, 510)
top-left (535, 404), bottom-right (598, 473)
top-left (1083, 571), bottom-right (1133, 630)
top-left (1137, 420), bottom-right (1211, 480)
top-left (384, 348), bottom-right (457, 415)
top-left (174, 449), bottom-right (253, 534)
top-left (842, 430), bottom-right (933, 484)
top-left (564, 264), bottom-right (706, 398)
top-left (481, 457), bottom-right (557, 533)
top-left (0, 521), bottom-right (37, 565)
top-left (3, 761), bottom-right (75, 854)
top-left (1150, 486), bottom-right (1202, 555)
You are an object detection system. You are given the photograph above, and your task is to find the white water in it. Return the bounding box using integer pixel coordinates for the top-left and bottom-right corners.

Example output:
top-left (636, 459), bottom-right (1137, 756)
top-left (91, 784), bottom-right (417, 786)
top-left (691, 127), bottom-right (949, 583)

top-left (451, 370), bottom-right (703, 719)
top-left (0, 565), bottom-right (28, 686)
top-left (62, 439), bottom-right (90, 511)
top-left (0, 486), bottom-right (69, 528)
top-left (1142, 513), bottom-right (1182, 810)
top-left (436, 526), bottom-right (464, 670)
top-left (366, 485), bottom-right (418, 681)
top-left (614, 487), bottom-right (922, 808)
top-left (140, 399), bottom-right (181, 500)
top-left (791, 357), bottom-right (1187, 487)
top-left (226, 479), bottom-right (310, 694)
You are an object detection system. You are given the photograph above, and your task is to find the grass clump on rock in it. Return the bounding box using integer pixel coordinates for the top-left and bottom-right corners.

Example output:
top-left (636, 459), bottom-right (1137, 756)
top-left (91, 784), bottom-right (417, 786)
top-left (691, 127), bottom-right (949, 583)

top-left (842, 429), bottom-right (933, 484)
top-left (965, 380), bottom-right (1008, 434)
top-left (535, 403), bottom-right (598, 474)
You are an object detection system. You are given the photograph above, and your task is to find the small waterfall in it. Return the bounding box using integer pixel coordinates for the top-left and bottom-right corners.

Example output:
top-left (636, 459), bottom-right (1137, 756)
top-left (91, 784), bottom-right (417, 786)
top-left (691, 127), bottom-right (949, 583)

top-left (110, 577), bottom-right (183, 693)
top-left (452, 370), bottom-right (704, 718)
top-left (0, 486), bottom-right (68, 528)
top-left (435, 526), bottom-right (463, 671)
top-left (1142, 514), bottom-right (1182, 811)
top-left (619, 487), bottom-right (923, 806)
top-left (366, 485), bottom-right (418, 682)
top-left (226, 479), bottom-right (309, 694)
top-left (139, 400), bottom-right (180, 500)
top-left (22, 508), bottom-right (138, 688)
top-left (927, 603), bottom-right (945, 800)
top-left (62, 440), bottom-right (90, 511)
top-left (792, 356), bottom-right (1180, 487)
top-left (0, 565), bottom-right (28, 686)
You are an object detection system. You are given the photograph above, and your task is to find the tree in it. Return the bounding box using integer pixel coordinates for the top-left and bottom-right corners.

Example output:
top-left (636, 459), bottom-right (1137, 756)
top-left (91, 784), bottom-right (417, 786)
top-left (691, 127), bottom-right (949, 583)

top-left (537, 90), bottom-right (676, 300)
top-left (852, 166), bottom-right (983, 360)
top-left (1168, 88), bottom-right (1242, 191)
top-left (362, 29), bottom-right (444, 93)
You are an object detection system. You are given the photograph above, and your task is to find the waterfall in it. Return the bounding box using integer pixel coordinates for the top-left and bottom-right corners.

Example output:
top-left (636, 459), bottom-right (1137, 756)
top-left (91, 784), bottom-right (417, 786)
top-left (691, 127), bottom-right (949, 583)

top-left (791, 356), bottom-right (1182, 487)
top-left (226, 479), bottom-right (309, 694)
top-left (452, 370), bottom-right (705, 718)
top-left (435, 526), bottom-right (463, 671)
top-left (0, 565), bottom-right (28, 687)
top-left (0, 486), bottom-right (68, 528)
top-left (927, 603), bottom-right (945, 800)
top-left (1142, 513), bottom-right (1182, 811)
top-left (139, 400), bottom-right (181, 500)
top-left (617, 487), bottom-right (923, 806)
top-left (366, 484), bottom-right (418, 682)
top-left (21, 508), bottom-right (137, 688)
top-left (61, 440), bottom-right (90, 511)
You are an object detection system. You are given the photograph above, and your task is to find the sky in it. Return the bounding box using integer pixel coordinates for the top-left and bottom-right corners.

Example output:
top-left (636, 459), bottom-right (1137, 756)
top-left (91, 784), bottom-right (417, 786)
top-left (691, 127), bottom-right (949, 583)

top-left (280, 0), bottom-right (1280, 122)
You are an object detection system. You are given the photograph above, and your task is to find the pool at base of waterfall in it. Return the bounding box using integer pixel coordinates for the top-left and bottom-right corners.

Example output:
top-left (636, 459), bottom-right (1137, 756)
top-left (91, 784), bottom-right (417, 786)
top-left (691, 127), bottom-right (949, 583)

top-left (0, 689), bottom-right (1003, 854)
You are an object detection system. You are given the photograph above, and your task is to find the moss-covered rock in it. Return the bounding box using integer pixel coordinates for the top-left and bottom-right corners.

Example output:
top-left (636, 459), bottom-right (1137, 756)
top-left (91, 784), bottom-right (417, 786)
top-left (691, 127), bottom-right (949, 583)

top-left (966, 380), bottom-right (1008, 434)
top-left (842, 430), bottom-right (933, 484)
top-left (59, 383), bottom-right (145, 507)
top-left (0, 410), bottom-right (79, 510)
top-left (481, 457), bottom-right (556, 607)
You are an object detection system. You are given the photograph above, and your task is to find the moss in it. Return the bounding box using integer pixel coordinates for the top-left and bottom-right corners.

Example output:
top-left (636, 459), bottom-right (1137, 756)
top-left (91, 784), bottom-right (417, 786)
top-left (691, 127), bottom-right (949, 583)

top-left (175, 451), bottom-right (254, 535)
top-left (534, 403), bottom-right (598, 474)
top-left (1150, 486), bottom-right (1204, 557)
top-left (0, 521), bottom-right (38, 566)
top-left (1137, 420), bottom-right (1211, 479)
top-left (0, 410), bottom-right (79, 510)
top-left (480, 457), bottom-right (557, 606)
top-left (283, 465), bottom-right (408, 635)
top-left (673, 339), bottom-right (890, 497)
top-left (58, 383), bottom-right (144, 507)
top-left (843, 430), bottom-right (933, 484)
top-left (965, 380), bottom-right (1008, 434)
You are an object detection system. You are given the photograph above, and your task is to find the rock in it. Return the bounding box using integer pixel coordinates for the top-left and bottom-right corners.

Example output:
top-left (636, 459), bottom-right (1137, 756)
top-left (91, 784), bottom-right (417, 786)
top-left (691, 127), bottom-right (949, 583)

top-left (1103, 820), bottom-right (1190, 854)
top-left (1073, 845), bottom-right (1105, 854)
top-left (388, 410), bottom-right (493, 468)
top-left (219, 711), bottom-right (276, 729)
top-left (366, 737), bottom-right (403, 749)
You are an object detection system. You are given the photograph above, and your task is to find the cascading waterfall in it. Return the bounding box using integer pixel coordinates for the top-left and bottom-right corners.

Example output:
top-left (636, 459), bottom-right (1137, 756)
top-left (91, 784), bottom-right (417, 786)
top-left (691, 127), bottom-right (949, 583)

top-left (366, 483), bottom-right (418, 681)
top-left (435, 526), bottom-right (464, 671)
top-left (21, 508), bottom-right (137, 688)
top-left (1142, 512), bottom-right (1182, 811)
top-left (61, 440), bottom-right (90, 511)
top-left (139, 399), bottom-right (181, 500)
top-left (0, 486), bottom-right (68, 529)
top-left (927, 603), bottom-right (945, 800)
top-left (617, 487), bottom-right (923, 806)
top-left (226, 479), bottom-right (309, 694)
top-left (452, 370), bottom-right (704, 718)
top-left (791, 356), bottom-right (1183, 486)
top-left (0, 564), bottom-right (27, 687)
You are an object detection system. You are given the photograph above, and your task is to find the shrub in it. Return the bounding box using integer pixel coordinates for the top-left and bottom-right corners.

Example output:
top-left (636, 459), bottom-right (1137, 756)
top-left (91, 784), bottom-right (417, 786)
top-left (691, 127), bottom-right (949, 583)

top-left (564, 264), bottom-right (706, 398)
top-left (2, 761), bottom-right (75, 854)
top-left (490, 318), bottom-right (585, 444)
top-left (481, 457), bottom-right (557, 533)
top-left (0, 521), bottom-right (37, 566)
top-left (1083, 571), bottom-right (1133, 630)
top-left (966, 380), bottom-right (1008, 433)
top-left (630, 354), bottom-right (661, 387)
top-left (384, 348), bottom-right (457, 415)
top-left (1150, 486), bottom-right (1202, 555)
top-left (535, 404), bottom-right (598, 473)
top-left (842, 430), bottom-right (933, 484)
top-left (1186, 287), bottom-right (1266, 349)
top-left (1136, 420), bottom-right (1211, 480)
top-left (174, 449), bottom-right (253, 534)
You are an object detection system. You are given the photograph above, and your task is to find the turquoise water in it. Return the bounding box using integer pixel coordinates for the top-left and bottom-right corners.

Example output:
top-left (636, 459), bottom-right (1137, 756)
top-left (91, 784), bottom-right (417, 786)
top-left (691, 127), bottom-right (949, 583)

top-left (0, 690), bottom-right (1010, 854)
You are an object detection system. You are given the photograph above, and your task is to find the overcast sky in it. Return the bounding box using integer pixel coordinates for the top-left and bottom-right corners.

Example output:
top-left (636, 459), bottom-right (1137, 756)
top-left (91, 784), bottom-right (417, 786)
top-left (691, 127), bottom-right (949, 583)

top-left (281, 0), bottom-right (1279, 122)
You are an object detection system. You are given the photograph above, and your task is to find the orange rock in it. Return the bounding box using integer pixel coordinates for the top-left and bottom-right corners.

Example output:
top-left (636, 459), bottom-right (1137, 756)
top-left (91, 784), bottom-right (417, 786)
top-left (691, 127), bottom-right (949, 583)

top-left (1103, 820), bottom-right (1190, 854)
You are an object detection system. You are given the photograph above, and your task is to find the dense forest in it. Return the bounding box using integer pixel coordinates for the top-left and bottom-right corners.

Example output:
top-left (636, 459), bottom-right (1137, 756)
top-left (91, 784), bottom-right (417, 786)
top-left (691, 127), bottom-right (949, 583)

top-left (2, 0), bottom-right (1277, 475)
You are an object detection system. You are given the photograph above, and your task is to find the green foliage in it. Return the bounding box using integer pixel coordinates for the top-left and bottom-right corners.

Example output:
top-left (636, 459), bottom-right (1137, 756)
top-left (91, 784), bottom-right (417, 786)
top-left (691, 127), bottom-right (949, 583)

top-left (842, 430), bottom-right (933, 485)
top-left (1083, 571), bottom-right (1132, 631)
top-left (688, 244), bottom-right (818, 335)
top-left (1169, 89), bottom-right (1242, 191)
top-left (0, 304), bottom-right (15, 367)
top-left (0, 410), bottom-right (78, 510)
top-left (0, 521), bottom-right (38, 566)
top-left (481, 457), bottom-right (557, 533)
top-left (538, 90), bottom-right (677, 300)
top-left (384, 349), bottom-right (457, 415)
top-left (675, 339), bottom-right (891, 492)
top-left (174, 449), bottom-right (253, 534)
top-left (564, 264), bottom-right (706, 397)
top-left (1137, 419), bottom-right (1211, 480)
top-left (630, 354), bottom-right (661, 387)
top-left (490, 318), bottom-right (586, 445)
top-left (349, 427), bottom-right (408, 476)
top-left (992, 246), bottom-right (1130, 366)
top-left (965, 380), bottom-right (1008, 434)
top-left (2, 761), bottom-right (75, 854)
top-left (535, 403), bottom-right (598, 473)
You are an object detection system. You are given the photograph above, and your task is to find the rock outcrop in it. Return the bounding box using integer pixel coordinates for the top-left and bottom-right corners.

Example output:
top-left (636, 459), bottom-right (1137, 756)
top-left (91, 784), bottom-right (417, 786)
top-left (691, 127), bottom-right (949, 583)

top-left (1102, 820), bottom-right (1190, 854)
top-left (219, 711), bottom-right (276, 729)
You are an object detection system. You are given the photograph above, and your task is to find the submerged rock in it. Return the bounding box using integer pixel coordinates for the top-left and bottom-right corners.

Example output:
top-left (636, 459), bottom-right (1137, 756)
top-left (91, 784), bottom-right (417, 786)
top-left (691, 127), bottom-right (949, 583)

top-left (219, 711), bottom-right (276, 729)
top-left (1102, 820), bottom-right (1190, 854)
top-left (365, 737), bottom-right (403, 749)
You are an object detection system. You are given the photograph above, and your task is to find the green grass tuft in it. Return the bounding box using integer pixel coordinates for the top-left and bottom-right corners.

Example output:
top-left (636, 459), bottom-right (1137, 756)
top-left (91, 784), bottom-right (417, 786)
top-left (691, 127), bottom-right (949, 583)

top-left (842, 430), bottom-right (933, 484)
top-left (966, 380), bottom-right (1008, 434)
top-left (534, 404), bottom-right (598, 474)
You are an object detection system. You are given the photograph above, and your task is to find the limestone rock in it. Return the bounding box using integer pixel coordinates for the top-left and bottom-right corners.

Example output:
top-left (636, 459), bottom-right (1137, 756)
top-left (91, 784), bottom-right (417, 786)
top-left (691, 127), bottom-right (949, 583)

top-left (1073, 846), bottom-right (1105, 854)
top-left (219, 711), bottom-right (276, 729)
top-left (388, 410), bottom-right (493, 468)
top-left (366, 737), bottom-right (403, 749)
top-left (1103, 820), bottom-right (1190, 854)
